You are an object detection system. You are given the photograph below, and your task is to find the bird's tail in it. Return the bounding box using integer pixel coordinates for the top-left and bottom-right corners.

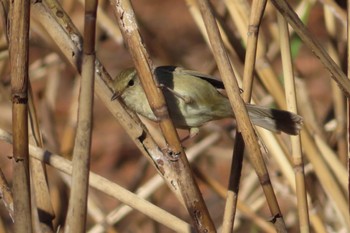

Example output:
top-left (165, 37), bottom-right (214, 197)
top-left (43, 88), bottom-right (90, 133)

top-left (246, 104), bottom-right (303, 135)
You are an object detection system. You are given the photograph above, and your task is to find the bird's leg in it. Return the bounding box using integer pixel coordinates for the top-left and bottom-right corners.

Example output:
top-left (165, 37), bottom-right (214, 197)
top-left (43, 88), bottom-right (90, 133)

top-left (179, 127), bottom-right (200, 143)
top-left (158, 84), bottom-right (193, 104)
top-left (189, 128), bottom-right (200, 138)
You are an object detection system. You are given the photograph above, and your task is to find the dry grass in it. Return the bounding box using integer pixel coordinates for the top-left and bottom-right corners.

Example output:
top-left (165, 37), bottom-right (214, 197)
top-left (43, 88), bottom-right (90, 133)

top-left (0, 0), bottom-right (348, 232)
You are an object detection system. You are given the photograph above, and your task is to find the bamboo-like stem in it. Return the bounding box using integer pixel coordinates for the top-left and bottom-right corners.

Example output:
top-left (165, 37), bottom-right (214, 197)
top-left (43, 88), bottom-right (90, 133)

top-left (270, 0), bottom-right (350, 97)
top-left (9, 0), bottom-right (32, 232)
top-left (222, 1), bottom-right (266, 232)
top-left (110, 1), bottom-right (215, 232)
top-left (0, 129), bottom-right (192, 233)
top-left (65, 0), bottom-right (97, 232)
top-left (3, 1), bottom-right (54, 230)
top-left (242, 0), bottom-right (266, 100)
top-left (223, 0), bottom-right (287, 109)
top-left (77, 0), bottom-right (123, 45)
top-left (277, 12), bottom-right (310, 233)
top-left (222, 134), bottom-right (244, 233)
top-left (196, 0), bottom-right (286, 232)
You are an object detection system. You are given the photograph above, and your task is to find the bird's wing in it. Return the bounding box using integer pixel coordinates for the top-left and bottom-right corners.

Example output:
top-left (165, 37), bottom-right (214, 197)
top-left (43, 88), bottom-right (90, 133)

top-left (156, 66), bottom-right (225, 89)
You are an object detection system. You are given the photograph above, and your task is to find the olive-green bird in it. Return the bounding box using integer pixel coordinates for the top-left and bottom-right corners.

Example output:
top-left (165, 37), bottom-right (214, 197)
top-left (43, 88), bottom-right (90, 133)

top-left (111, 66), bottom-right (302, 136)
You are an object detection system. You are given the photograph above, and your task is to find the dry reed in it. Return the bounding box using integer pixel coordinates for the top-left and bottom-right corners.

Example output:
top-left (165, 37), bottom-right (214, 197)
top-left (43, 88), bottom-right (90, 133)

top-left (0, 0), bottom-right (348, 232)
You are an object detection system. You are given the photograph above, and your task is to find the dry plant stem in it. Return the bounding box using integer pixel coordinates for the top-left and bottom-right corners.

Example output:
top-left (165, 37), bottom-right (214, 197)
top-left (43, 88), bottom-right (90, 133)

top-left (223, 0), bottom-right (287, 109)
top-left (242, 0), bottom-right (266, 100)
top-left (78, 0), bottom-right (123, 44)
top-left (187, 0), bottom-right (284, 109)
top-left (28, 85), bottom-right (55, 232)
top-left (0, 0), bottom-right (9, 43)
top-left (110, 1), bottom-right (215, 232)
top-left (295, 80), bottom-right (326, 139)
top-left (197, 0), bottom-right (287, 232)
top-left (277, 13), bottom-right (310, 233)
top-left (88, 133), bottom-right (221, 233)
top-left (0, 168), bottom-right (14, 221)
top-left (323, 7), bottom-right (348, 165)
top-left (0, 129), bottom-right (192, 233)
top-left (224, 2), bottom-right (345, 224)
top-left (9, 0), bottom-right (32, 232)
top-left (41, 63), bottom-right (61, 153)
top-left (257, 129), bottom-right (328, 233)
top-left (222, 1), bottom-right (267, 232)
top-left (65, 1), bottom-right (97, 232)
top-left (330, 70), bottom-right (347, 165)
top-left (4, 0), bottom-right (54, 230)
top-left (185, 0), bottom-right (244, 81)
top-left (301, 131), bottom-right (350, 229)
top-left (317, 0), bottom-right (346, 26)
top-left (313, 135), bottom-right (348, 192)
top-left (60, 77), bottom-right (79, 158)
top-left (31, 0), bottom-right (186, 207)
top-left (270, 0), bottom-right (350, 97)
top-left (222, 134), bottom-right (244, 233)
top-left (193, 167), bottom-right (276, 233)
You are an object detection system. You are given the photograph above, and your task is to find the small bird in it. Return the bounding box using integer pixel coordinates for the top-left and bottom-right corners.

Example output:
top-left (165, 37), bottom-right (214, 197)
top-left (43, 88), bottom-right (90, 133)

top-left (111, 66), bottom-right (302, 136)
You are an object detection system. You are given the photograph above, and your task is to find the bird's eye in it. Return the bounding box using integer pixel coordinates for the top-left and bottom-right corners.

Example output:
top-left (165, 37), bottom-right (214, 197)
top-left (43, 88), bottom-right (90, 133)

top-left (128, 79), bottom-right (134, 87)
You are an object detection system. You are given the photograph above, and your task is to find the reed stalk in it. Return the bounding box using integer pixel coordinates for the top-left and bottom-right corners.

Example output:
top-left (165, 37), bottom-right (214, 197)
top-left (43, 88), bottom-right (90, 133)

top-left (277, 12), bottom-right (310, 233)
top-left (65, 0), bottom-right (97, 232)
top-left (222, 1), bottom-right (267, 232)
top-left (9, 0), bottom-right (32, 232)
top-left (197, 0), bottom-right (287, 232)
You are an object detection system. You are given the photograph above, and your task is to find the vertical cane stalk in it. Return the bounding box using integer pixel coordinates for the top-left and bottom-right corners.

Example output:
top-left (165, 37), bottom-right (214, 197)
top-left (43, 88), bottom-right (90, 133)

top-left (9, 0), bottom-right (32, 232)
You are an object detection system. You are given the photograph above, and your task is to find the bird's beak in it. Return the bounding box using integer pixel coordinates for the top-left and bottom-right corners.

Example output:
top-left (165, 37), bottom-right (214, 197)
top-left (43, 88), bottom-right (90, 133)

top-left (111, 84), bottom-right (128, 101)
top-left (111, 92), bottom-right (121, 101)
